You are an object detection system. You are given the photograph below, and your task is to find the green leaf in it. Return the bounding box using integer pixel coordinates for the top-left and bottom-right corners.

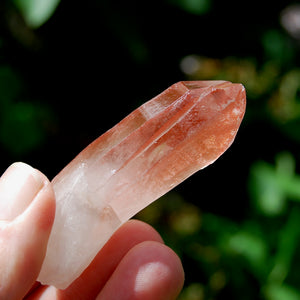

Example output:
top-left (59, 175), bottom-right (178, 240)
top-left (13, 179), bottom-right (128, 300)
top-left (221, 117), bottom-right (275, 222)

top-left (263, 283), bottom-right (300, 300)
top-left (276, 153), bottom-right (300, 202)
top-left (249, 161), bottom-right (286, 215)
top-left (224, 230), bottom-right (267, 269)
top-left (13, 0), bottom-right (60, 28)
top-left (275, 152), bottom-right (295, 178)
top-left (269, 209), bottom-right (300, 284)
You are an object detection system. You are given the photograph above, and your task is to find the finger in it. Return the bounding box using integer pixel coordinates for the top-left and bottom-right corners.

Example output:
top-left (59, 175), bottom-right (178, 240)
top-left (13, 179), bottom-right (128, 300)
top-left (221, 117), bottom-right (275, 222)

top-left (96, 241), bottom-right (184, 300)
top-left (0, 162), bottom-right (46, 221)
top-left (28, 220), bottom-right (164, 300)
top-left (0, 162), bottom-right (55, 300)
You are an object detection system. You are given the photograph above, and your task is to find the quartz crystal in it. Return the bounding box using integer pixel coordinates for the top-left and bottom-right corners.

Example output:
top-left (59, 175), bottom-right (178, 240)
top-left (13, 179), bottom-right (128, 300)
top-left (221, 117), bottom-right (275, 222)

top-left (37, 81), bottom-right (246, 289)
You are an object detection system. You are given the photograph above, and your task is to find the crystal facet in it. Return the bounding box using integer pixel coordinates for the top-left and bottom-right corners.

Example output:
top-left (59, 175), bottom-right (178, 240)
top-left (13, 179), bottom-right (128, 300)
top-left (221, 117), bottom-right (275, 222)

top-left (37, 81), bottom-right (246, 289)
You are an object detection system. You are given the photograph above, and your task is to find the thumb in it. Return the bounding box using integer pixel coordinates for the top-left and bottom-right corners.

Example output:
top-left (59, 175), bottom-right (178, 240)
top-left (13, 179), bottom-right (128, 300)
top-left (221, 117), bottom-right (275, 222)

top-left (0, 162), bottom-right (55, 300)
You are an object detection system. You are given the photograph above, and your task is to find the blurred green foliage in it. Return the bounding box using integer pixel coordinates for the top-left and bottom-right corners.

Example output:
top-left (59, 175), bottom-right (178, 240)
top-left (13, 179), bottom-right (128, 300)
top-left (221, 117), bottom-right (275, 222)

top-left (1, 0), bottom-right (300, 299)
top-left (13, 0), bottom-right (60, 28)
top-left (0, 65), bottom-right (53, 154)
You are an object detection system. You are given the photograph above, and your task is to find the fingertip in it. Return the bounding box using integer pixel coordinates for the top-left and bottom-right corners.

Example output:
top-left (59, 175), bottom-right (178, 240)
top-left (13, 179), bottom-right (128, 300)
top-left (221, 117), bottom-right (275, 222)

top-left (131, 241), bottom-right (184, 299)
top-left (0, 162), bottom-right (47, 221)
top-left (97, 241), bottom-right (184, 300)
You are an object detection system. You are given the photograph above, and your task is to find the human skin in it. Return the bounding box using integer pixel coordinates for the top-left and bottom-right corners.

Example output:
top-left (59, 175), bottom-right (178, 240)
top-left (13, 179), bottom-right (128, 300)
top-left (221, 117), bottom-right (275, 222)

top-left (0, 163), bottom-right (184, 300)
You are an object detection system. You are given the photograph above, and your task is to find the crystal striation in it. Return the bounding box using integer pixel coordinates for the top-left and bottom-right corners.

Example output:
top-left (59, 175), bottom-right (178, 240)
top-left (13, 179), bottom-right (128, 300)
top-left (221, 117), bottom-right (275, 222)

top-left (37, 81), bottom-right (246, 289)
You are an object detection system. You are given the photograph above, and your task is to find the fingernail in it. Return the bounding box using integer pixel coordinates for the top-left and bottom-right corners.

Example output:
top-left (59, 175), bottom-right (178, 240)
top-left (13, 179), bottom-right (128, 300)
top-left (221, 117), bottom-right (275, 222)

top-left (0, 162), bottom-right (47, 221)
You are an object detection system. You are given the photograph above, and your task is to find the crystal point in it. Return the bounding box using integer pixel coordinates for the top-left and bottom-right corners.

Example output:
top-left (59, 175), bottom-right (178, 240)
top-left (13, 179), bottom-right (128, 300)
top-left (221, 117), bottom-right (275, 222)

top-left (37, 81), bottom-right (246, 289)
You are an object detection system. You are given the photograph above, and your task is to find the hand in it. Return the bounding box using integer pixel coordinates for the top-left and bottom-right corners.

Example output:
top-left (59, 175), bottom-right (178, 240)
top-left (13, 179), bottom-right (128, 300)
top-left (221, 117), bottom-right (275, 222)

top-left (0, 162), bottom-right (184, 300)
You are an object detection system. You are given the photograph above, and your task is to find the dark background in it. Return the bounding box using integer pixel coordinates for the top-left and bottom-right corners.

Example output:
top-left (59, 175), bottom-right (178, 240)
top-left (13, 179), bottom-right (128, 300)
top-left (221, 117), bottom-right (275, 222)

top-left (0, 0), bottom-right (300, 299)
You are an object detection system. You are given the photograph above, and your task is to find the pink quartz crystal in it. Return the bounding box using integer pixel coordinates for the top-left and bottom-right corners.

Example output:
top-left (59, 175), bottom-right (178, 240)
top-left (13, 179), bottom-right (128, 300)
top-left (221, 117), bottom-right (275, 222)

top-left (37, 81), bottom-right (246, 289)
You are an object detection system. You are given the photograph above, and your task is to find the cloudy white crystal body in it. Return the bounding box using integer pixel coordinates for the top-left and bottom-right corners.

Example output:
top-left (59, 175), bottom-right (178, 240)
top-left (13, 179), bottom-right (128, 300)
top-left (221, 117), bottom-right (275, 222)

top-left (37, 81), bottom-right (246, 289)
